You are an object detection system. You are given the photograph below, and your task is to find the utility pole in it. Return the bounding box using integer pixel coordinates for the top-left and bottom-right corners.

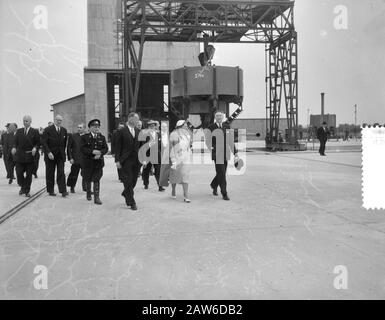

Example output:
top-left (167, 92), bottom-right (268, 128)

top-left (321, 92), bottom-right (325, 124)
top-left (307, 108), bottom-right (310, 142)
top-left (354, 104), bottom-right (357, 140)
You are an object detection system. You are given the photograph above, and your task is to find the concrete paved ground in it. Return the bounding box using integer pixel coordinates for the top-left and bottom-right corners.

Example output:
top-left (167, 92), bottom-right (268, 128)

top-left (0, 148), bottom-right (384, 300)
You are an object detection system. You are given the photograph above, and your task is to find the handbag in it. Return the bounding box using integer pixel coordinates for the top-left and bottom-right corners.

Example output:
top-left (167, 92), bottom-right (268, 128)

top-left (159, 163), bottom-right (171, 187)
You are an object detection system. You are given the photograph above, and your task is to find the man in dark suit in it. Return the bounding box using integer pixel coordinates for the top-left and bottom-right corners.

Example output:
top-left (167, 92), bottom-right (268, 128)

top-left (115, 112), bottom-right (141, 210)
top-left (80, 119), bottom-right (108, 205)
top-left (11, 116), bottom-right (40, 197)
top-left (2, 123), bottom-right (17, 184)
top-left (41, 115), bottom-right (69, 197)
top-left (141, 120), bottom-right (165, 192)
top-left (206, 111), bottom-right (239, 201)
top-left (317, 121), bottom-right (329, 156)
top-left (111, 122), bottom-right (125, 182)
top-left (67, 123), bottom-right (86, 193)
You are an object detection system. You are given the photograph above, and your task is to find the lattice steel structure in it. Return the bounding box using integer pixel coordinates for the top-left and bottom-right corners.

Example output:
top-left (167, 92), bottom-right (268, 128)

top-left (118, 0), bottom-right (299, 145)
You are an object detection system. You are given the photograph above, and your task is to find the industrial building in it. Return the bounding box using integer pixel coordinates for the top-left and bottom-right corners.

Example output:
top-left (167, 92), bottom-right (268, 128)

top-left (310, 114), bottom-right (337, 129)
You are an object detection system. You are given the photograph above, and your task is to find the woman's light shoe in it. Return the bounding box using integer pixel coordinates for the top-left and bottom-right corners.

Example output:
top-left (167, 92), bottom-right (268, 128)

top-left (184, 198), bottom-right (191, 203)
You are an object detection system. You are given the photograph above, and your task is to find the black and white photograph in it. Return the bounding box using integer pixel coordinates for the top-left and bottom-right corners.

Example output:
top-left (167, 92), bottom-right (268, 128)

top-left (0, 0), bottom-right (385, 305)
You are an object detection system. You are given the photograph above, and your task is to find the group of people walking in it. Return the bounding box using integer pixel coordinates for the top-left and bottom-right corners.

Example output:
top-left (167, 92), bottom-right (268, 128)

top-left (1, 115), bottom-right (108, 204)
top-left (1, 111), bottom-right (239, 211)
top-left (111, 111), bottom-right (239, 210)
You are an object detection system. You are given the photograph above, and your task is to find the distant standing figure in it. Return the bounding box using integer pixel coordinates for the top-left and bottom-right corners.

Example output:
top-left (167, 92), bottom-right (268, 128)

top-left (317, 121), bottom-right (329, 156)
top-left (169, 120), bottom-right (192, 203)
top-left (11, 116), bottom-right (40, 197)
top-left (80, 119), bottom-right (108, 205)
top-left (278, 132), bottom-right (284, 143)
top-left (2, 123), bottom-right (17, 184)
top-left (41, 115), bottom-right (69, 197)
top-left (67, 123), bottom-right (86, 193)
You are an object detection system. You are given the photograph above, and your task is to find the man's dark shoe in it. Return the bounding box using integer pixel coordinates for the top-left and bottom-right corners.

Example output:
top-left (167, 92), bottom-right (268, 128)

top-left (70, 187), bottom-right (75, 193)
top-left (25, 193), bottom-right (31, 198)
top-left (8, 178), bottom-right (13, 185)
top-left (159, 186), bottom-right (165, 192)
top-left (49, 192), bottom-right (57, 196)
top-left (19, 189), bottom-right (24, 195)
top-left (131, 204), bottom-right (138, 211)
top-left (62, 192), bottom-right (69, 198)
top-left (222, 195), bottom-right (230, 201)
top-left (212, 188), bottom-right (218, 196)
top-left (144, 185), bottom-right (148, 190)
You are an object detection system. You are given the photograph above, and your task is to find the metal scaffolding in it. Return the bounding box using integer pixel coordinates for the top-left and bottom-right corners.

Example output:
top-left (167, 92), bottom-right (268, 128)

top-left (117, 0), bottom-right (299, 147)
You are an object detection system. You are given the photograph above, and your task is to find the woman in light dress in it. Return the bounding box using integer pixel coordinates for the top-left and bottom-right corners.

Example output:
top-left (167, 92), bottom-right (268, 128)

top-left (169, 120), bottom-right (192, 203)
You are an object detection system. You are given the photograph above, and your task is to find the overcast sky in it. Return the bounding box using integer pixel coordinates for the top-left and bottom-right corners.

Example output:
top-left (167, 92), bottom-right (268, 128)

top-left (1, 0), bottom-right (384, 129)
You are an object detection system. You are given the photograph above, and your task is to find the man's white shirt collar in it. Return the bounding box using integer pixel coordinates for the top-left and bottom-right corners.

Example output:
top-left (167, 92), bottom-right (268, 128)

top-left (128, 126), bottom-right (135, 135)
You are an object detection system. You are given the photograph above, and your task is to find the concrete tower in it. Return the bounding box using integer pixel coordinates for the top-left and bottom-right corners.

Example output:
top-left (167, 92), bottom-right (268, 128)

top-left (84, 0), bottom-right (200, 138)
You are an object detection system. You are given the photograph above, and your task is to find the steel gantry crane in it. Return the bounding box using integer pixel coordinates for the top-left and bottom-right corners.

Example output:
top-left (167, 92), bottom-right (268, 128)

top-left (117, 0), bottom-right (301, 149)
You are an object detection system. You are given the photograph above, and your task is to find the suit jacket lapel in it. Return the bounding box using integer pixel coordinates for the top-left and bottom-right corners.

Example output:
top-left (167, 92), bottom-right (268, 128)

top-left (128, 126), bottom-right (135, 141)
top-left (26, 128), bottom-right (32, 140)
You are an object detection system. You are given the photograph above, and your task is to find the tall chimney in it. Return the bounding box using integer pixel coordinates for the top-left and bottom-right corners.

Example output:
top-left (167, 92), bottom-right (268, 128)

top-left (321, 92), bottom-right (325, 123)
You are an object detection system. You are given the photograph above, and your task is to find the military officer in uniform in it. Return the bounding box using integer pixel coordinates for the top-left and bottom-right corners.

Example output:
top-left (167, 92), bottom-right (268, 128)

top-left (80, 119), bottom-right (108, 205)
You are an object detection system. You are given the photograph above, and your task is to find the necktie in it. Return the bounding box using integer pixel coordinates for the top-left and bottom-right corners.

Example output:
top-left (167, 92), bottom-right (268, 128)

top-left (24, 128), bottom-right (27, 135)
